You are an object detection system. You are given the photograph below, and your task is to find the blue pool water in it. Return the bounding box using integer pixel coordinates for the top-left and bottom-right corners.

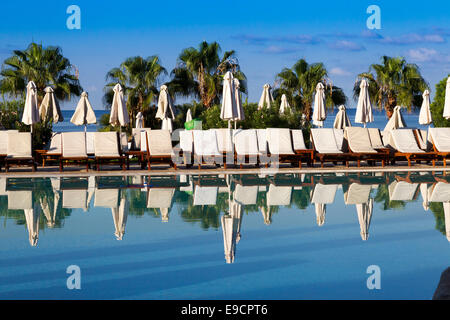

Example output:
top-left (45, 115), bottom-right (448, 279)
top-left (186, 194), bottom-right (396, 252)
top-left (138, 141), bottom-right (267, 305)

top-left (0, 172), bottom-right (449, 299)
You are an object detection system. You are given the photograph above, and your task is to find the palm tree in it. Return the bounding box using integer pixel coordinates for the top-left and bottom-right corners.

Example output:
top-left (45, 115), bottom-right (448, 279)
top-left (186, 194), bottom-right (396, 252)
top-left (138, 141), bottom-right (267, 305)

top-left (104, 55), bottom-right (167, 126)
top-left (0, 42), bottom-right (82, 104)
top-left (275, 59), bottom-right (346, 120)
top-left (353, 56), bottom-right (428, 118)
top-left (168, 41), bottom-right (246, 108)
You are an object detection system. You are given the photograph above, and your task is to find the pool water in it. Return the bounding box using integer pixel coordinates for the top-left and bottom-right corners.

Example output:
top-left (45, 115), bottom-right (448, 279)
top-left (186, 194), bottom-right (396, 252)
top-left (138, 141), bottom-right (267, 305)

top-left (0, 172), bottom-right (449, 300)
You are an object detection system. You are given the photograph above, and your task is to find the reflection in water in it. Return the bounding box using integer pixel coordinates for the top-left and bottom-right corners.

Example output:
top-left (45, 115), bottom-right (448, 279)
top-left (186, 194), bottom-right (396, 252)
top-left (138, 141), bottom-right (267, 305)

top-left (2, 172), bottom-right (450, 263)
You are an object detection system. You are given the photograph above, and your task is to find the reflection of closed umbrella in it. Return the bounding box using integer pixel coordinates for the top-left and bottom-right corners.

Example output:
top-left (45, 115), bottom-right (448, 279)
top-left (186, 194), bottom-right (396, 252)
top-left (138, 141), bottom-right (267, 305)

top-left (419, 90), bottom-right (432, 125)
top-left (40, 87), bottom-right (64, 123)
top-left (384, 106), bottom-right (406, 132)
top-left (444, 77), bottom-right (450, 120)
top-left (156, 85), bottom-right (175, 133)
top-left (444, 203), bottom-right (450, 242)
top-left (135, 112), bottom-right (143, 128)
top-left (279, 94), bottom-right (291, 114)
top-left (356, 198), bottom-right (373, 241)
top-left (355, 79), bottom-right (373, 127)
top-left (71, 92), bottom-right (97, 131)
top-left (258, 84), bottom-right (274, 110)
top-left (221, 200), bottom-right (242, 264)
top-left (312, 83), bottom-right (326, 127)
top-left (314, 204), bottom-right (326, 227)
top-left (112, 197), bottom-right (128, 240)
top-left (24, 207), bottom-right (40, 247)
top-left (420, 183), bottom-right (430, 211)
top-left (333, 105), bottom-right (351, 129)
top-left (110, 83), bottom-right (130, 127)
top-left (22, 81), bottom-right (40, 132)
top-left (259, 206), bottom-right (272, 225)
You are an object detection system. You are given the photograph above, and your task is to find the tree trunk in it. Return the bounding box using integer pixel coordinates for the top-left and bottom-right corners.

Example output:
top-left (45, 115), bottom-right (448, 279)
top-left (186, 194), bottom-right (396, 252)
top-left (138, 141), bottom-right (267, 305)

top-left (386, 94), bottom-right (396, 119)
top-left (303, 102), bottom-right (312, 122)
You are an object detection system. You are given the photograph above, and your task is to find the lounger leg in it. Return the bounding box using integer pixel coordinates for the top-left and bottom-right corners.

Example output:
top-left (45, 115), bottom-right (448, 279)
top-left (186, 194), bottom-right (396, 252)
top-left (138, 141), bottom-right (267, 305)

top-left (407, 156), bottom-right (411, 167)
top-left (59, 159), bottom-right (63, 172)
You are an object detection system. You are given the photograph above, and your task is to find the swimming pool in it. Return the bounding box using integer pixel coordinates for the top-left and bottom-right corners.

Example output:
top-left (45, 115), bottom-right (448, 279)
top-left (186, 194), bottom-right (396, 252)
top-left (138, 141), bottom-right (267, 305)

top-left (0, 172), bottom-right (449, 299)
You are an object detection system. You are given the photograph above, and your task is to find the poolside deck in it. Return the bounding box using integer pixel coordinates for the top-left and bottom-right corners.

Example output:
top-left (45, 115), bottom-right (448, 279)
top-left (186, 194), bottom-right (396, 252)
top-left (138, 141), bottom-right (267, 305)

top-left (0, 161), bottom-right (448, 178)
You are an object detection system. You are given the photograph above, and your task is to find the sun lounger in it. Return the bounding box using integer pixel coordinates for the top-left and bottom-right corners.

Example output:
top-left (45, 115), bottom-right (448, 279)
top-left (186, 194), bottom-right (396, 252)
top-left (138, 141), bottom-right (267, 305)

top-left (256, 129), bottom-right (268, 154)
top-left (389, 129), bottom-right (436, 167)
top-left (234, 184), bottom-right (258, 205)
top-left (345, 127), bottom-right (387, 167)
top-left (0, 130), bottom-right (19, 169)
top-left (4, 132), bottom-right (36, 172)
top-left (310, 128), bottom-right (355, 168)
top-left (233, 129), bottom-right (261, 168)
top-left (86, 132), bottom-right (95, 155)
top-left (388, 181), bottom-right (419, 201)
top-left (93, 132), bottom-right (126, 171)
top-left (267, 184), bottom-right (292, 206)
top-left (35, 132), bottom-right (62, 167)
top-left (415, 129), bottom-right (431, 151)
top-left (60, 132), bottom-right (89, 172)
top-left (193, 185), bottom-right (218, 205)
top-left (179, 130), bottom-right (194, 167)
top-left (192, 130), bottom-right (222, 169)
top-left (291, 129), bottom-right (314, 166)
top-left (143, 129), bottom-right (176, 170)
top-left (368, 128), bottom-right (385, 149)
top-left (214, 129), bottom-right (234, 165)
top-left (266, 128), bottom-right (303, 167)
top-left (429, 128), bottom-right (450, 167)
top-left (333, 129), bottom-right (347, 152)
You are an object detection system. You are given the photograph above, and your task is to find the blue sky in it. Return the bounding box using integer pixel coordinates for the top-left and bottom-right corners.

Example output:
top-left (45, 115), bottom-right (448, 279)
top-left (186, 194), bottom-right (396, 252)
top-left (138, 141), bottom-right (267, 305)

top-left (0, 0), bottom-right (450, 109)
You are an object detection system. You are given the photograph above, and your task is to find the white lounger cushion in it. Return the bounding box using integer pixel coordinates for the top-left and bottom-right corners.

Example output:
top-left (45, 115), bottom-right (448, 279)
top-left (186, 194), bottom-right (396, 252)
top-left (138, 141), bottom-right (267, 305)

top-left (256, 129), bottom-right (268, 153)
top-left (344, 183), bottom-right (372, 204)
top-left (147, 188), bottom-right (175, 208)
top-left (86, 132), bottom-right (95, 155)
top-left (94, 188), bottom-right (119, 208)
top-left (94, 132), bottom-right (120, 157)
top-left (266, 128), bottom-right (295, 155)
top-left (47, 132), bottom-right (62, 155)
top-left (311, 184), bottom-right (338, 204)
top-left (388, 181), bottom-right (418, 201)
top-left (0, 130), bottom-right (19, 154)
top-left (429, 128), bottom-right (450, 152)
top-left (234, 129), bottom-right (260, 156)
top-left (291, 130), bottom-right (307, 150)
top-left (333, 129), bottom-right (345, 151)
top-left (193, 186), bottom-right (218, 205)
top-left (429, 182), bottom-right (450, 202)
top-left (311, 128), bottom-right (342, 154)
top-left (390, 129), bottom-right (424, 153)
top-left (179, 130), bottom-right (194, 153)
top-left (8, 191), bottom-right (32, 210)
top-left (345, 127), bottom-right (377, 153)
top-left (7, 132), bottom-right (32, 158)
top-left (214, 129), bottom-right (234, 153)
top-left (147, 130), bottom-right (173, 156)
top-left (267, 184), bottom-right (292, 206)
top-left (62, 189), bottom-right (87, 209)
top-left (132, 128), bottom-right (148, 150)
top-left (368, 128), bottom-right (385, 149)
top-left (234, 184), bottom-right (258, 205)
top-left (62, 132), bottom-right (87, 157)
top-left (415, 129), bottom-right (430, 151)
top-left (193, 130), bottom-right (221, 156)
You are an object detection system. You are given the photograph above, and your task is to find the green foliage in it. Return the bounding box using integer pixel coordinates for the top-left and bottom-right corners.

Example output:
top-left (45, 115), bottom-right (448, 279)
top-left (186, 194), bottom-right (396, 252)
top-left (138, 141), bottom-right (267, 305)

top-left (373, 184), bottom-right (406, 211)
top-left (429, 202), bottom-right (446, 236)
top-left (430, 75), bottom-right (450, 127)
top-left (0, 99), bottom-right (52, 149)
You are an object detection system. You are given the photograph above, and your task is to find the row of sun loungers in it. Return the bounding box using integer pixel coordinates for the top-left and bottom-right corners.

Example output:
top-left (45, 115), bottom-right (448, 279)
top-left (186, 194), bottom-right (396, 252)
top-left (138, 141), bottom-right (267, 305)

top-left (2, 127), bottom-right (450, 172)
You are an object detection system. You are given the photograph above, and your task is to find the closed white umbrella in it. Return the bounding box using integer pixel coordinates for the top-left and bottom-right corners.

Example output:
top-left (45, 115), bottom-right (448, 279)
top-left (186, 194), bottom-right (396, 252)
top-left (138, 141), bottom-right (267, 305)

top-left (258, 84), bottom-right (274, 110)
top-left (279, 94), bottom-right (291, 114)
top-left (312, 82), bottom-right (326, 127)
top-left (356, 198), bottom-right (373, 241)
top-left (333, 105), bottom-right (352, 129)
top-left (220, 71), bottom-right (238, 128)
top-left (40, 86), bottom-right (64, 123)
top-left (156, 85), bottom-right (175, 133)
top-left (185, 109), bottom-right (193, 123)
top-left (71, 92), bottom-right (97, 131)
top-left (22, 81), bottom-right (40, 132)
top-left (419, 90), bottom-right (432, 125)
top-left (233, 78), bottom-right (245, 125)
top-left (444, 77), bottom-right (450, 120)
top-left (135, 112), bottom-right (143, 128)
top-left (384, 106), bottom-right (407, 132)
top-left (110, 83), bottom-right (130, 127)
top-left (355, 79), bottom-right (374, 127)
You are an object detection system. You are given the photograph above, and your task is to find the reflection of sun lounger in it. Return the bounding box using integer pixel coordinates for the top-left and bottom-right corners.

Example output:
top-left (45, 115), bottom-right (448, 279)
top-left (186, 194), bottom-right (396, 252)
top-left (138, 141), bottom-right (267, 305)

top-left (429, 182), bottom-right (450, 202)
top-left (193, 186), bottom-right (218, 206)
top-left (267, 184), bottom-right (292, 206)
top-left (8, 190), bottom-right (33, 210)
top-left (94, 188), bottom-right (120, 208)
top-left (147, 188), bottom-right (175, 208)
top-left (388, 181), bottom-right (419, 201)
top-left (311, 184), bottom-right (338, 204)
top-left (62, 189), bottom-right (88, 210)
top-left (234, 184), bottom-right (258, 205)
top-left (344, 183), bottom-right (372, 205)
